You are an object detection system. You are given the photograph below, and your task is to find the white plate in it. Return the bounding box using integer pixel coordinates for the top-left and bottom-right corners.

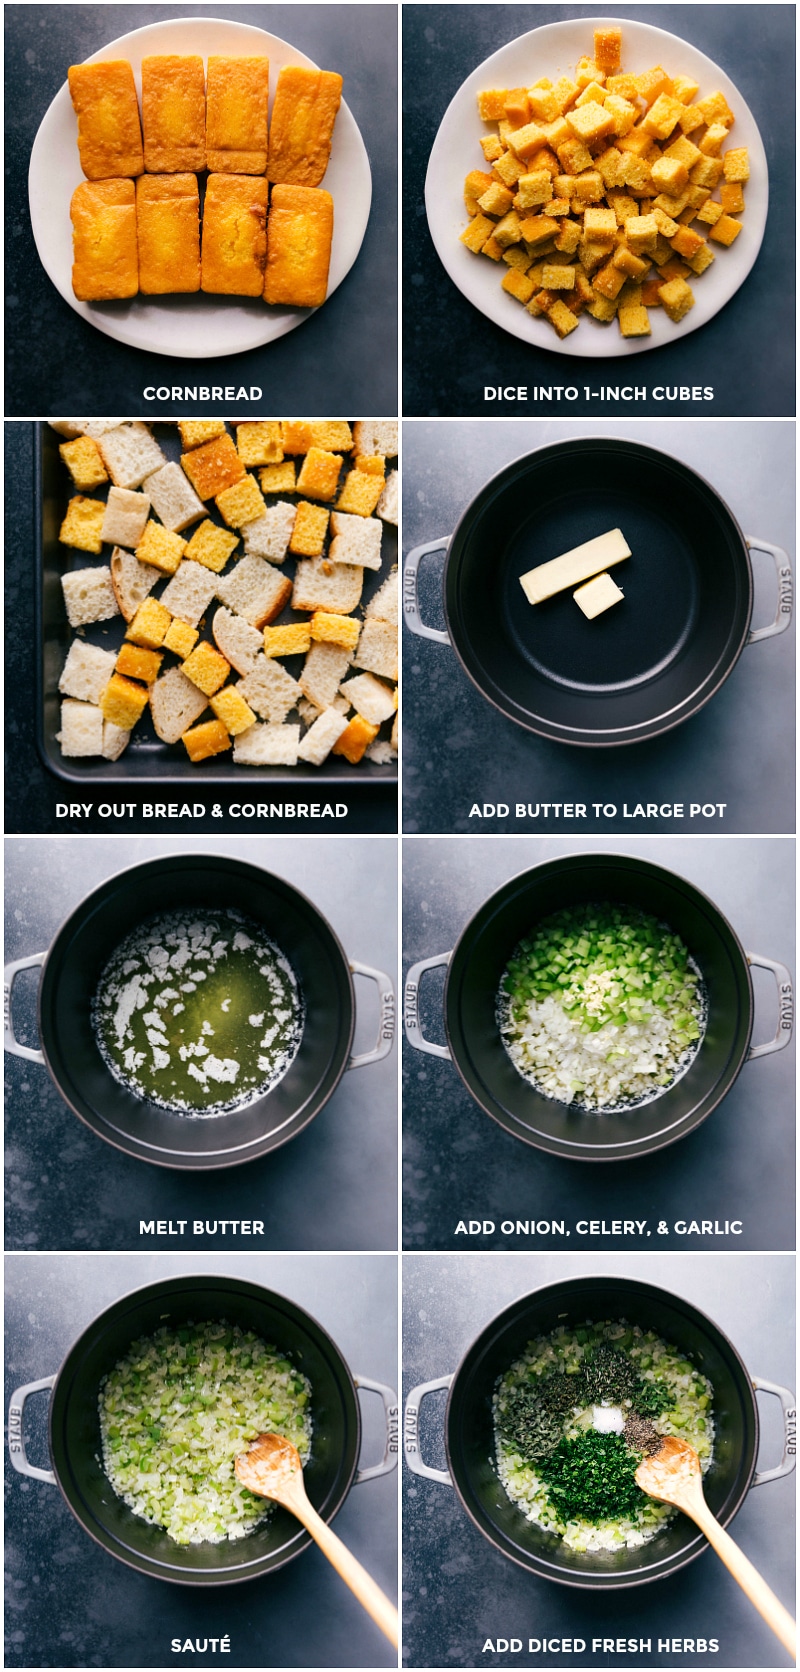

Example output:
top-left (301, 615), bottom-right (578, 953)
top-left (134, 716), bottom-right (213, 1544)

top-left (29, 15), bottom-right (372, 359)
top-left (425, 16), bottom-right (767, 358)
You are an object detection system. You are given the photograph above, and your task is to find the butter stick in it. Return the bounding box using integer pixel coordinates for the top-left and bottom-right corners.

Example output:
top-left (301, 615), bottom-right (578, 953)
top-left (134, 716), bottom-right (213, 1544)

top-left (520, 527), bottom-right (630, 605)
top-left (573, 571), bottom-right (625, 619)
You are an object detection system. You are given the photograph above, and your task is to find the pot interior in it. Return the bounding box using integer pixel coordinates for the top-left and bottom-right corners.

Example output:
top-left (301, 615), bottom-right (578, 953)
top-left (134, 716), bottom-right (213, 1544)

top-left (50, 1277), bottom-right (360, 1583)
top-left (446, 439), bottom-right (751, 742)
top-left (446, 854), bottom-right (752, 1159)
top-left (446, 1276), bottom-right (758, 1588)
top-left (38, 856), bottom-right (354, 1166)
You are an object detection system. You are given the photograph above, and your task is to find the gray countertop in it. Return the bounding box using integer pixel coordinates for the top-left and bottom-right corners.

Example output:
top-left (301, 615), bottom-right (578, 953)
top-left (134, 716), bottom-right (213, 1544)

top-left (5, 835), bottom-right (398, 1251)
top-left (401, 419), bottom-right (795, 835)
top-left (402, 836), bottom-right (795, 1252)
top-left (5, 4), bottom-right (397, 415)
top-left (4, 1252), bottom-right (397, 1667)
top-left (402, 1252), bottom-right (795, 1668)
top-left (402, 3), bottom-right (795, 416)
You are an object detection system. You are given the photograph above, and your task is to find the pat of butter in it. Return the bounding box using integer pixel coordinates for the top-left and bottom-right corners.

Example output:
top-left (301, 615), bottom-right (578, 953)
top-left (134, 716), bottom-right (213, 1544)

top-left (574, 570), bottom-right (625, 619)
top-left (519, 528), bottom-right (631, 605)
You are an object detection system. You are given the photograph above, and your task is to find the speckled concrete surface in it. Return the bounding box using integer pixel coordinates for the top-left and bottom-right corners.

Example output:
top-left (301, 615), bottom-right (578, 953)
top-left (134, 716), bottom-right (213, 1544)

top-left (5, 836), bottom-right (398, 1251)
top-left (402, 419), bottom-right (795, 834)
top-left (402, 4), bottom-right (795, 417)
top-left (6, 5), bottom-right (397, 415)
top-left (402, 1252), bottom-right (795, 1668)
top-left (402, 836), bottom-right (795, 1252)
top-left (5, 1253), bottom-right (397, 1667)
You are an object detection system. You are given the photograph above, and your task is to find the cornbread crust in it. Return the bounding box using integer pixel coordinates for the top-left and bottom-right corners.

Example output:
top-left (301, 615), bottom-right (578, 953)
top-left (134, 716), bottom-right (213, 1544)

top-left (264, 185), bottom-right (333, 308)
top-left (206, 56), bottom-right (270, 173)
top-left (136, 174), bottom-right (201, 294)
top-left (201, 174), bottom-right (269, 297)
top-left (267, 66), bottom-right (343, 187)
top-left (141, 55), bottom-right (206, 172)
top-left (70, 179), bottom-right (138, 301)
top-left (68, 61), bottom-right (144, 180)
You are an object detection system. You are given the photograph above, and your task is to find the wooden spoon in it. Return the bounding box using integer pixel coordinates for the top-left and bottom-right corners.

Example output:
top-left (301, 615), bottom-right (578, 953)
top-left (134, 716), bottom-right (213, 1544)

top-left (636, 1435), bottom-right (796, 1657)
top-left (235, 1433), bottom-right (399, 1648)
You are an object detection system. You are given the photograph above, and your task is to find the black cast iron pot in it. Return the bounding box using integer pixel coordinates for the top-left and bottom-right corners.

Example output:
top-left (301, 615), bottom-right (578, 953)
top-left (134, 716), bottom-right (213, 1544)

top-left (404, 437), bottom-right (793, 746)
top-left (4, 854), bottom-right (395, 1169)
top-left (404, 853), bottom-right (792, 1161)
top-left (404, 1275), bottom-right (795, 1589)
top-left (8, 1275), bottom-right (398, 1585)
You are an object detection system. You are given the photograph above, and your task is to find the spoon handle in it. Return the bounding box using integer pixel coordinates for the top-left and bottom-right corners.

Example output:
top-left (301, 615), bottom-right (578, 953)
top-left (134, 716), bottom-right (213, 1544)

top-left (293, 1496), bottom-right (399, 1648)
top-left (689, 1498), bottom-right (796, 1657)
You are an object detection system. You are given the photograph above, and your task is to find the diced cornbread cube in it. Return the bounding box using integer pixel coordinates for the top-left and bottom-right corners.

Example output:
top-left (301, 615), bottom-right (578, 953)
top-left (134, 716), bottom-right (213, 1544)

top-left (295, 447), bottom-right (342, 502)
top-left (465, 169), bottom-right (494, 210)
top-left (696, 199), bottom-right (724, 226)
top-left (619, 154), bottom-right (651, 190)
top-left (500, 268), bottom-right (535, 303)
top-left (551, 76), bottom-right (579, 112)
top-left (504, 86), bottom-right (530, 123)
top-left (641, 278), bottom-right (663, 305)
top-left (504, 245), bottom-right (533, 270)
top-left (719, 182), bottom-right (745, 214)
top-left (507, 122), bottom-right (550, 162)
top-left (670, 224), bottom-right (705, 258)
top-left (336, 470), bottom-right (384, 517)
top-left (541, 264), bottom-right (575, 290)
top-left (677, 106), bottom-right (704, 136)
top-left (527, 85), bottom-right (560, 122)
top-left (698, 123), bottom-right (728, 157)
top-left (100, 673), bottom-right (149, 729)
top-left (657, 276), bottom-right (695, 322)
top-left (330, 714), bottom-right (380, 764)
top-left (593, 260), bottom-right (627, 299)
top-left (626, 213), bottom-right (659, 251)
top-left (477, 90), bottom-right (509, 121)
top-left (477, 180), bottom-right (514, 215)
top-left (575, 56), bottom-right (604, 90)
top-left (115, 643), bottom-right (163, 683)
top-left (480, 134), bottom-right (505, 163)
top-left (583, 205), bottom-right (617, 240)
top-left (289, 501), bottom-right (330, 555)
top-left (126, 597), bottom-right (172, 648)
top-left (492, 210), bottom-right (523, 249)
top-left (263, 623), bottom-right (312, 658)
top-left (178, 421), bottom-right (227, 450)
top-left (181, 433), bottom-right (246, 499)
top-left (163, 619), bottom-right (199, 658)
top-left (672, 74), bottom-right (700, 104)
top-left (617, 302), bottom-right (651, 336)
top-left (183, 519), bottom-right (239, 573)
top-left (593, 26), bottom-right (622, 73)
top-left (684, 243), bottom-right (715, 275)
top-left (547, 299), bottom-right (579, 337)
top-left (136, 521), bottom-right (187, 574)
top-left (565, 101), bottom-right (613, 143)
top-left (516, 170), bottom-right (551, 209)
top-left (650, 156), bottom-right (688, 194)
top-left (606, 73), bottom-right (639, 99)
top-left (260, 461), bottom-right (297, 494)
top-left (596, 148), bottom-right (626, 187)
top-left (619, 129), bottom-right (655, 163)
top-left (608, 191), bottom-right (639, 223)
top-left (59, 495), bottom-right (106, 554)
top-left (580, 241), bottom-right (612, 276)
top-left (209, 688), bottom-right (257, 736)
top-left (723, 147), bottom-right (749, 183)
top-left (575, 81), bottom-right (607, 109)
top-left (460, 214), bottom-right (495, 253)
top-left (664, 135), bottom-right (701, 168)
top-left (653, 207), bottom-right (680, 238)
top-left (215, 474), bottom-right (267, 529)
top-left (59, 437), bottom-right (109, 492)
top-left (182, 642), bottom-right (231, 696)
top-left (708, 214), bottom-right (742, 247)
top-left (520, 214), bottom-right (560, 248)
top-left (554, 219), bottom-right (582, 254)
top-left (691, 156), bottom-right (723, 190)
top-left (586, 293), bottom-right (619, 321)
top-left (492, 151), bottom-right (525, 188)
top-left (654, 189), bottom-right (690, 216)
top-left (658, 256), bottom-right (691, 281)
top-left (612, 246), bottom-right (649, 278)
top-left (604, 95), bottom-right (637, 137)
top-left (481, 235), bottom-right (504, 260)
top-left (695, 91), bottom-right (734, 127)
top-left (183, 719), bottom-right (231, 761)
top-left (235, 422), bottom-right (284, 467)
top-left (575, 172), bottom-right (606, 204)
top-left (636, 67), bottom-right (673, 107)
top-left (557, 137), bottom-right (593, 173)
top-left (310, 610), bottom-right (361, 650)
top-left (642, 92), bottom-right (684, 140)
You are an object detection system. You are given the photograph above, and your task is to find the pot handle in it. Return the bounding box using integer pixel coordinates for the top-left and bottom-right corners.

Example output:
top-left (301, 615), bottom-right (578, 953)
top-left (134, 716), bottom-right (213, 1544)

top-left (404, 1375), bottom-right (454, 1483)
top-left (751, 1377), bottom-right (797, 1485)
top-left (745, 538), bottom-right (793, 644)
top-left (404, 954), bottom-right (453, 1060)
top-left (745, 953), bottom-right (793, 1059)
top-left (353, 1376), bottom-right (399, 1482)
top-left (347, 961), bottom-right (396, 1070)
top-left (8, 1376), bottom-right (57, 1483)
top-left (404, 539), bottom-right (452, 644)
top-left (4, 953), bottom-right (46, 1065)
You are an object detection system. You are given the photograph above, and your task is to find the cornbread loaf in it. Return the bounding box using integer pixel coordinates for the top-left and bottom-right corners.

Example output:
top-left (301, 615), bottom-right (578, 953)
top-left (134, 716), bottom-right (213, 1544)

top-left (68, 61), bottom-right (144, 180)
top-left (70, 180), bottom-right (138, 300)
top-left (263, 185), bottom-right (333, 307)
top-left (136, 174), bottom-right (201, 294)
top-left (267, 66), bottom-right (343, 186)
top-left (141, 55), bottom-right (206, 172)
top-left (206, 56), bottom-right (270, 173)
top-left (201, 175), bottom-right (269, 296)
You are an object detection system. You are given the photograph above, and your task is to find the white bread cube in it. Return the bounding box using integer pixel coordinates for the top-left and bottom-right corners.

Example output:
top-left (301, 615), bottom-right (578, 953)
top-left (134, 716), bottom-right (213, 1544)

top-left (352, 618), bottom-right (397, 682)
top-left (59, 640), bottom-right (117, 703)
top-left (143, 461), bottom-right (205, 533)
top-left (299, 642), bottom-right (352, 709)
top-left (98, 423), bottom-right (167, 488)
top-left (61, 566), bottom-right (119, 627)
top-left (242, 503), bottom-right (297, 565)
top-left (292, 556), bottom-right (364, 614)
top-left (365, 571), bottom-right (398, 626)
top-left (233, 723), bottom-right (301, 766)
top-left (237, 654), bottom-right (302, 722)
top-left (102, 720), bottom-right (131, 760)
top-left (365, 739), bottom-right (397, 764)
top-left (110, 546), bottom-right (158, 621)
top-left (297, 708), bottom-right (349, 764)
top-left (212, 606), bottom-right (263, 675)
top-left (57, 699), bottom-right (104, 756)
top-left (150, 667), bottom-right (209, 744)
top-left (159, 561), bottom-right (219, 627)
top-left (353, 421), bottom-right (398, 458)
top-left (328, 511), bottom-right (382, 570)
top-left (101, 488), bottom-right (151, 549)
top-left (339, 672), bottom-right (396, 725)
top-left (376, 470), bottom-right (398, 525)
top-left (217, 556), bottom-right (291, 627)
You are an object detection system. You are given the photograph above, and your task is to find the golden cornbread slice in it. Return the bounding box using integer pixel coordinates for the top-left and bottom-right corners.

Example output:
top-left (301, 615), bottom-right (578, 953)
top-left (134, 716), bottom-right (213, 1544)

top-left (289, 502), bottom-right (330, 556)
top-left (178, 421), bottom-right (228, 449)
top-left (201, 174), bottom-right (269, 296)
top-left (183, 719), bottom-right (232, 761)
top-left (236, 422), bottom-right (284, 466)
top-left (126, 597), bottom-right (172, 648)
top-left (296, 447), bottom-right (342, 501)
top-left (215, 474), bottom-right (267, 529)
top-left (141, 55), bottom-right (206, 172)
top-left (260, 461), bottom-right (297, 494)
top-left (59, 494), bottom-right (106, 554)
top-left (183, 519), bottom-right (240, 573)
top-left (163, 619), bottom-right (199, 658)
top-left (209, 687), bottom-right (257, 735)
top-left (182, 642), bottom-right (231, 696)
top-left (331, 714), bottom-right (379, 764)
top-left (310, 611), bottom-right (361, 650)
top-left (263, 622), bottom-right (312, 657)
top-left (59, 437), bottom-right (108, 492)
top-left (136, 174), bottom-right (200, 294)
top-left (206, 56), bottom-right (270, 173)
top-left (181, 433), bottom-right (246, 499)
top-left (68, 61), bottom-right (144, 180)
top-left (136, 521), bottom-right (187, 575)
top-left (336, 469), bottom-right (385, 517)
top-left (100, 673), bottom-right (150, 729)
top-left (71, 179), bottom-right (138, 301)
top-left (115, 643), bottom-right (163, 683)
top-left (267, 66), bottom-right (343, 186)
top-left (264, 185), bottom-right (333, 307)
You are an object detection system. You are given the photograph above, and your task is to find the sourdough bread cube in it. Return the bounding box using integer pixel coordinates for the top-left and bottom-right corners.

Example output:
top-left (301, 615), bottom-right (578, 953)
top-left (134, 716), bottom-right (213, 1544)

top-left (159, 560), bottom-right (219, 627)
top-left (102, 488), bottom-right (151, 550)
top-left (352, 619), bottom-right (398, 682)
top-left (237, 654), bottom-right (302, 722)
top-left (98, 422), bottom-right (167, 488)
top-left (233, 722), bottom-right (301, 766)
top-left (57, 698), bottom-right (104, 756)
top-left (376, 471), bottom-right (398, 525)
top-left (212, 606), bottom-right (263, 675)
top-left (61, 565), bottom-right (119, 626)
top-left (150, 668), bottom-right (209, 743)
top-left (217, 556), bottom-right (292, 627)
top-left (110, 546), bottom-right (158, 621)
top-left (59, 641), bottom-right (117, 703)
top-left (242, 503), bottom-right (297, 564)
top-left (339, 672), bottom-right (396, 725)
top-left (142, 461), bottom-right (205, 532)
top-left (365, 571), bottom-right (398, 626)
top-left (297, 708), bottom-right (349, 765)
top-left (328, 510), bottom-right (382, 570)
top-left (300, 641), bottom-right (353, 709)
top-left (292, 555), bottom-right (364, 614)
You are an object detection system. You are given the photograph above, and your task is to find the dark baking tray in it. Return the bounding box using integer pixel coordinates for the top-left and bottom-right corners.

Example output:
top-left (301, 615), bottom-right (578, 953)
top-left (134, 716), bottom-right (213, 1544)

top-left (36, 420), bottom-right (398, 785)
